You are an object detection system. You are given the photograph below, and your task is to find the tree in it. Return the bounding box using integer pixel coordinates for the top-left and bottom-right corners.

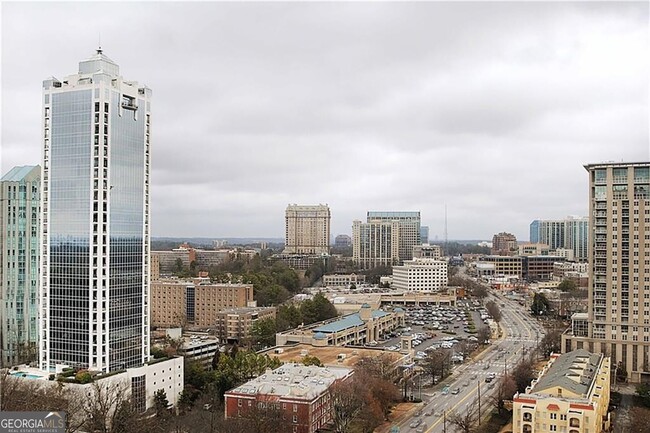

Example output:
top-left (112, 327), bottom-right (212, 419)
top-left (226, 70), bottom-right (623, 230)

top-left (489, 374), bottom-right (517, 416)
top-left (276, 304), bottom-right (302, 331)
top-left (477, 326), bottom-right (491, 344)
top-left (557, 278), bottom-right (577, 292)
top-left (512, 357), bottom-right (536, 393)
top-left (330, 380), bottom-right (364, 433)
top-left (230, 401), bottom-right (291, 433)
top-left (531, 292), bottom-right (550, 316)
top-left (485, 301), bottom-right (502, 323)
top-left (539, 329), bottom-right (562, 358)
top-left (302, 355), bottom-right (323, 367)
top-left (636, 383), bottom-right (650, 407)
top-left (154, 389), bottom-right (170, 418)
top-left (421, 349), bottom-right (452, 385)
top-left (249, 317), bottom-right (277, 348)
top-left (628, 406), bottom-right (650, 433)
top-left (449, 401), bottom-right (478, 433)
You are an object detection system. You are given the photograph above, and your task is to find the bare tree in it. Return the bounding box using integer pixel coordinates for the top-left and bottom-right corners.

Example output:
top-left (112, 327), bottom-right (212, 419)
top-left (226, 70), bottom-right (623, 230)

top-left (330, 379), bottom-right (364, 433)
top-left (81, 380), bottom-right (133, 433)
top-left (421, 349), bottom-right (451, 384)
top-left (0, 372), bottom-right (86, 433)
top-left (488, 374), bottom-right (517, 416)
top-left (449, 401), bottom-right (479, 433)
top-left (232, 400), bottom-right (291, 433)
top-left (477, 326), bottom-right (491, 344)
top-left (485, 301), bottom-right (502, 323)
top-left (512, 356), bottom-right (536, 393)
top-left (539, 329), bottom-right (562, 358)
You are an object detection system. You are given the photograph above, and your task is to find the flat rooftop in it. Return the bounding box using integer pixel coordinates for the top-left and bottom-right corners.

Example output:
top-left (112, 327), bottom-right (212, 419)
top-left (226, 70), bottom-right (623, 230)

top-left (227, 364), bottom-right (353, 401)
top-left (262, 344), bottom-right (406, 368)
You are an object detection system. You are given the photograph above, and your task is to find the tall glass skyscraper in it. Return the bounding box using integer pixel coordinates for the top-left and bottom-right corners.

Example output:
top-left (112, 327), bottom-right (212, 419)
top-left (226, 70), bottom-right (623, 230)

top-left (40, 50), bottom-right (151, 372)
top-left (0, 166), bottom-right (41, 367)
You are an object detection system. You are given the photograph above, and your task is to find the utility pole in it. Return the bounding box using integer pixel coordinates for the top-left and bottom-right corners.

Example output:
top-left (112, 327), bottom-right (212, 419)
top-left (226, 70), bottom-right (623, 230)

top-left (443, 410), bottom-right (447, 433)
top-left (477, 380), bottom-right (481, 425)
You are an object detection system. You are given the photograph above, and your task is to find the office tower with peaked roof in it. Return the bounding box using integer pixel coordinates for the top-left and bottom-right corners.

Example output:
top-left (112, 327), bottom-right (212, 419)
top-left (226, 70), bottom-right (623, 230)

top-left (283, 204), bottom-right (331, 255)
top-left (40, 50), bottom-right (152, 372)
top-left (562, 162), bottom-right (650, 383)
top-left (0, 165), bottom-right (41, 367)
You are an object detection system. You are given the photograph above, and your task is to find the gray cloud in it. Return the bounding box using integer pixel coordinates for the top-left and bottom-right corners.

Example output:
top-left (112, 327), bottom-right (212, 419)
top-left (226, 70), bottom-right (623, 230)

top-left (2, 1), bottom-right (648, 241)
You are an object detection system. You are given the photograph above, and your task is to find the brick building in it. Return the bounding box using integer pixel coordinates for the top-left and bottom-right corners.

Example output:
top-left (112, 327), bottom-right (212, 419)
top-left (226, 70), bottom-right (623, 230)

top-left (151, 279), bottom-right (254, 328)
top-left (224, 364), bottom-right (354, 433)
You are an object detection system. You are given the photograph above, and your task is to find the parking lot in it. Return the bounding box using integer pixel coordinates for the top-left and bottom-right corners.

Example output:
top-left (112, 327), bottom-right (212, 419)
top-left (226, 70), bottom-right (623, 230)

top-left (375, 300), bottom-right (491, 361)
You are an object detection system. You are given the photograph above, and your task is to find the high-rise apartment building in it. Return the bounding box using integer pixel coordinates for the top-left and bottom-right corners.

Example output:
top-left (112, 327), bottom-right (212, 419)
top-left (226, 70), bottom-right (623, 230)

top-left (366, 211), bottom-right (421, 263)
top-left (283, 204), bottom-right (330, 255)
top-left (0, 166), bottom-right (40, 367)
top-left (565, 216), bottom-right (589, 262)
top-left (40, 50), bottom-right (152, 372)
top-left (530, 217), bottom-right (588, 262)
top-left (491, 232), bottom-right (518, 256)
top-left (562, 162), bottom-right (650, 383)
top-left (352, 220), bottom-right (400, 269)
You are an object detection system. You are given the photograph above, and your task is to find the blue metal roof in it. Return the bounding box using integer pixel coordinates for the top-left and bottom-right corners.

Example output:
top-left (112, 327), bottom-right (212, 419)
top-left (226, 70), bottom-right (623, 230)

top-left (313, 310), bottom-right (389, 333)
top-left (1, 166), bottom-right (38, 182)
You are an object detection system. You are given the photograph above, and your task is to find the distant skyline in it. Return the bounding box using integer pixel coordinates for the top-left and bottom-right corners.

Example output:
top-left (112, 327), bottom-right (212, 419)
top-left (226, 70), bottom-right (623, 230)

top-left (2, 2), bottom-right (649, 240)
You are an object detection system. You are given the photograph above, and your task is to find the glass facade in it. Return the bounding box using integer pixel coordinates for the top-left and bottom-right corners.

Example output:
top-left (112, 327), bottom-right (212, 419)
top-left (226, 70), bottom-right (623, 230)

top-left (48, 90), bottom-right (93, 368)
top-left (41, 51), bottom-right (150, 372)
top-left (0, 166), bottom-right (40, 367)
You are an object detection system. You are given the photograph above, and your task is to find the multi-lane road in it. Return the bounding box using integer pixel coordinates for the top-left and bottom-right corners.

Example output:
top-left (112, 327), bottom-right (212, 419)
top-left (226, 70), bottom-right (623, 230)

top-left (391, 294), bottom-right (546, 433)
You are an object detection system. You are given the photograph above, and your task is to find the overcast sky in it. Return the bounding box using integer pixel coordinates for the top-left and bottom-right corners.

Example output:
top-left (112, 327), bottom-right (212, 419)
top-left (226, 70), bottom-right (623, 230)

top-left (2, 1), bottom-right (649, 241)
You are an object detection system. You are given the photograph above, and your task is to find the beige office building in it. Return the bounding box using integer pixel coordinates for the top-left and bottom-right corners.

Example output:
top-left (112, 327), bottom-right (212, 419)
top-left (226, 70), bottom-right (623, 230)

top-left (413, 244), bottom-right (442, 259)
top-left (562, 162), bottom-right (650, 383)
top-left (151, 279), bottom-right (255, 328)
top-left (215, 307), bottom-right (276, 344)
top-left (283, 204), bottom-right (330, 255)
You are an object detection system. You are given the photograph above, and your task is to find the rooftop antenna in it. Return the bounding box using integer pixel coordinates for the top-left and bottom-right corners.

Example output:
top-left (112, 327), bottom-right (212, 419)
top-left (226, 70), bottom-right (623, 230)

top-left (97, 32), bottom-right (102, 54)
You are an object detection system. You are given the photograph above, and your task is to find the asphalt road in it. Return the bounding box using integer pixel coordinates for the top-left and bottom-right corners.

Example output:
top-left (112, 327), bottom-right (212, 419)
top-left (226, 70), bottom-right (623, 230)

top-left (391, 293), bottom-right (546, 433)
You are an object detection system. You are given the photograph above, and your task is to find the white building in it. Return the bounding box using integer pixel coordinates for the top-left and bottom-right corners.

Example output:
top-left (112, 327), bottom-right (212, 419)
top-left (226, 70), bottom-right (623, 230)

top-left (8, 357), bottom-right (183, 414)
top-left (392, 258), bottom-right (448, 292)
top-left (40, 50), bottom-right (152, 373)
top-left (283, 204), bottom-right (331, 255)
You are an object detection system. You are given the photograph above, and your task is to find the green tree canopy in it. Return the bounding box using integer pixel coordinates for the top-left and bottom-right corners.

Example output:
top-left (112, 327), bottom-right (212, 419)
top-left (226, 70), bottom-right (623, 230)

top-left (531, 292), bottom-right (550, 316)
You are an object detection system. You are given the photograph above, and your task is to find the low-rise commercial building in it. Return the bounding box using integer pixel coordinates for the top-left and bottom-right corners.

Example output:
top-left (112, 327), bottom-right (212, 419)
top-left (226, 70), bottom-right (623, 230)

top-left (513, 349), bottom-right (610, 433)
top-left (276, 305), bottom-right (404, 346)
top-left (215, 307), bottom-right (277, 344)
top-left (478, 256), bottom-right (523, 278)
top-left (224, 364), bottom-right (353, 433)
top-left (322, 273), bottom-right (366, 288)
